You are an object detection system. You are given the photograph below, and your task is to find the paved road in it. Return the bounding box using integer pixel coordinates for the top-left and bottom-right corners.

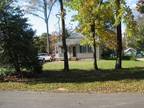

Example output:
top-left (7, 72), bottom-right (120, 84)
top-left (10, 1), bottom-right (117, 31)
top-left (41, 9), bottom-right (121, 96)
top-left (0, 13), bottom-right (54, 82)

top-left (0, 91), bottom-right (144, 108)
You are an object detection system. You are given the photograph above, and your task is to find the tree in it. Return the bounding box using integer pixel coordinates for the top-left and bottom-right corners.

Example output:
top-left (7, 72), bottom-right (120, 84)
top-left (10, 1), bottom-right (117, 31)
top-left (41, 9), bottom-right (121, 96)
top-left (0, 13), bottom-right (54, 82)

top-left (114, 0), bottom-right (123, 69)
top-left (127, 16), bottom-right (144, 51)
top-left (137, 0), bottom-right (144, 13)
top-left (109, 0), bottom-right (136, 69)
top-left (0, 0), bottom-right (13, 11)
top-left (0, 7), bottom-right (41, 74)
top-left (59, 0), bottom-right (69, 72)
top-left (21, 0), bottom-right (56, 54)
top-left (49, 32), bottom-right (59, 53)
top-left (34, 32), bottom-right (58, 53)
top-left (67, 0), bottom-right (116, 70)
top-left (22, 0), bottom-right (69, 72)
top-left (33, 33), bottom-right (47, 53)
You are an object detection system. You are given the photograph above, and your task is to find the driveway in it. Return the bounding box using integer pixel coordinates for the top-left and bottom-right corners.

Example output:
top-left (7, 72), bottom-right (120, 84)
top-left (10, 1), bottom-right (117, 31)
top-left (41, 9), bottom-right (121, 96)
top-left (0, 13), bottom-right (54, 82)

top-left (0, 91), bottom-right (144, 108)
top-left (137, 58), bottom-right (144, 61)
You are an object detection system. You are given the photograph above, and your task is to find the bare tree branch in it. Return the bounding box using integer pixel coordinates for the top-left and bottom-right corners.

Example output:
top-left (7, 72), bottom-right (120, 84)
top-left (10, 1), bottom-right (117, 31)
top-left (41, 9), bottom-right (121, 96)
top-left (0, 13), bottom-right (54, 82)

top-left (25, 10), bottom-right (45, 20)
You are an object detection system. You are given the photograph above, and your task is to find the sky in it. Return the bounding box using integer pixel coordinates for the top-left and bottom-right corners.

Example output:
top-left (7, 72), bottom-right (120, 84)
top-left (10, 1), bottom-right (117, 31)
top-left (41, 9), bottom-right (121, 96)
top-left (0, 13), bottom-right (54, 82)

top-left (24, 0), bottom-right (139, 36)
top-left (24, 1), bottom-right (77, 36)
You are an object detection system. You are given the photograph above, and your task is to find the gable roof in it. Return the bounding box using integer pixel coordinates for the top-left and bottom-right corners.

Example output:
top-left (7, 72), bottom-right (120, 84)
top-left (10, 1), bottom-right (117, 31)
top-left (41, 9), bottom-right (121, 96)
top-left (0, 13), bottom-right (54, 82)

top-left (68, 32), bottom-right (84, 39)
top-left (57, 32), bottom-right (84, 46)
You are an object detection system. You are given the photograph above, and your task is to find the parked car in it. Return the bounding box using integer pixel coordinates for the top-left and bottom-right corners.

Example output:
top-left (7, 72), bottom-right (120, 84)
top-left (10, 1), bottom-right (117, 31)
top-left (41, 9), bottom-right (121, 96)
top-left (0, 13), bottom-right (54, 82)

top-left (124, 48), bottom-right (144, 58)
top-left (38, 53), bottom-right (52, 62)
top-left (136, 51), bottom-right (144, 58)
top-left (124, 48), bottom-right (137, 56)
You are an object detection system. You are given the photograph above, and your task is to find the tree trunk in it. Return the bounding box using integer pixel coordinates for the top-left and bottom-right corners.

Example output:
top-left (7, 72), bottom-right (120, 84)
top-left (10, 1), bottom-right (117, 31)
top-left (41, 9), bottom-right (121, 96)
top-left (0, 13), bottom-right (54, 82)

top-left (91, 23), bottom-right (98, 70)
top-left (14, 63), bottom-right (23, 79)
top-left (59, 0), bottom-right (69, 72)
top-left (43, 0), bottom-right (50, 54)
top-left (45, 20), bottom-right (51, 54)
top-left (13, 56), bottom-right (21, 77)
top-left (14, 64), bottom-right (21, 73)
top-left (115, 22), bottom-right (122, 69)
top-left (115, 0), bottom-right (122, 69)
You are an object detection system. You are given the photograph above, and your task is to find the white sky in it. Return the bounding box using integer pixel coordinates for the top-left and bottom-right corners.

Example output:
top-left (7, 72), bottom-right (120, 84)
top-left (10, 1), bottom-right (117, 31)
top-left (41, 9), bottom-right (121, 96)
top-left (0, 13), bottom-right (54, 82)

top-left (24, 0), bottom-right (138, 35)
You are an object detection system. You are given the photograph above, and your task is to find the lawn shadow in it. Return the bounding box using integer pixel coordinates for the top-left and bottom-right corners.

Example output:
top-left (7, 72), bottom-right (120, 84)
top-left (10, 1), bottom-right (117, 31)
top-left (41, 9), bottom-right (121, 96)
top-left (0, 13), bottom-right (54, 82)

top-left (20, 66), bottom-right (144, 84)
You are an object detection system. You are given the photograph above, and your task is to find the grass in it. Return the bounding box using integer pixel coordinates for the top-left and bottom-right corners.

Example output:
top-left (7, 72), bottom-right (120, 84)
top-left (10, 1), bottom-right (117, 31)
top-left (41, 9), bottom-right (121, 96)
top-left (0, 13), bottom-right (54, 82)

top-left (0, 80), bottom-right (144, 93)
top-left (0, 60), bottom-right (144, 93)
top-left (43, 60), bottom-right (144, 70)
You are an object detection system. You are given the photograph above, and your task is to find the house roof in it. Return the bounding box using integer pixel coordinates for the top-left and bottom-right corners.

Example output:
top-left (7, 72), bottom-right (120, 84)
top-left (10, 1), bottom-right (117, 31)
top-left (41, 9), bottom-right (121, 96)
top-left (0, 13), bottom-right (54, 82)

top-left (57, 32), bottom-right (84, 46)
top-left (124, 48), bottom-right (136, 53)
top-left (68, 32), bottom-right (84, 39)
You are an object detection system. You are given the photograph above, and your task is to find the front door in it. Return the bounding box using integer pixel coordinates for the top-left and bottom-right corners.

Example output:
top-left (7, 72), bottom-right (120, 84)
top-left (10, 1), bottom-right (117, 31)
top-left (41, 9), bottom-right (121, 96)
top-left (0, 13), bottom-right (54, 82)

top-left (73, 46), bottom-right (76, 57)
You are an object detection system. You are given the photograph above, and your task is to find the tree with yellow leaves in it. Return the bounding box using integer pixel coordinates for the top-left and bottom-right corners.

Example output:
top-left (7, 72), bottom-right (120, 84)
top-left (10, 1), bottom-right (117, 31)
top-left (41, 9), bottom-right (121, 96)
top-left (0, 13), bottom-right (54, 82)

top-left (67, 0), bottom-right (116, 70)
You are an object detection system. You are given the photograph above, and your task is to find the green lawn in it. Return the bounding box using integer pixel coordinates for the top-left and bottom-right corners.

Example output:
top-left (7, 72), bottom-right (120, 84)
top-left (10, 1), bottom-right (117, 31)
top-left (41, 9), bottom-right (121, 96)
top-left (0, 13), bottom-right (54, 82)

top-left (0, 60), bottom-right (144, 93)
top-left (43, 60), bottom-right (144, 70)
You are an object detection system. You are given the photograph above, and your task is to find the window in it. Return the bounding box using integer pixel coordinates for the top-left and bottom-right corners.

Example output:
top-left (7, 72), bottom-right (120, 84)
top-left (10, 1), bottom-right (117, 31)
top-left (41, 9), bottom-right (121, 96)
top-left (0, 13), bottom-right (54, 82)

top-left (79, 45), bottom-right (87, 53)
top-left (80, 45), bottom-right (93, 53)
top-left (88, 46), bottom-right (93, 53)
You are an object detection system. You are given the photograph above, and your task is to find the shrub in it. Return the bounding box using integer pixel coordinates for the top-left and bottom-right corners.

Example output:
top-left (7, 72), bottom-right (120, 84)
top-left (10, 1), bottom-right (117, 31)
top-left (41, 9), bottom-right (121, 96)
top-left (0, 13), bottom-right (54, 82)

top-left (0, 7), bottom-right (42, 74)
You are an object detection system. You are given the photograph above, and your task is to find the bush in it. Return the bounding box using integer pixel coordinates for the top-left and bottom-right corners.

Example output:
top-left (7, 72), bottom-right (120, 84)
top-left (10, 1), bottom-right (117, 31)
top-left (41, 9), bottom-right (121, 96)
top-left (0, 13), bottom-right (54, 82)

top-left (0, 67), bottom-right (15, 77)
top-left (103, 55), bottom-right (136, 60)
top-left (0, 7), bottom-right (42, 74)
top-left (32, 61), bottom-right (43, 73)
top-left (122, 55), bottom-right (136, 60)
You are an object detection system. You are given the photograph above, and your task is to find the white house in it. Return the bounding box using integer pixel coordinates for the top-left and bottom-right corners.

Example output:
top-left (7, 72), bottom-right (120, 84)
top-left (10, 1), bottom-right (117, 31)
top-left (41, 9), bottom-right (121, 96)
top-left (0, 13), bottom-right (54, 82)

top-left (55, 32), bottom-right (100, 60)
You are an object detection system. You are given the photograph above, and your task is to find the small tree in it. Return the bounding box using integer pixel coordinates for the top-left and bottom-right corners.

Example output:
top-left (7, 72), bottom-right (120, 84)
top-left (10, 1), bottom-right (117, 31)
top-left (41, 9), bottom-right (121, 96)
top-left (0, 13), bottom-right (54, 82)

top-left (67, 0), bottom-right (116, 70)
top-left (109, 0), bottom-right (136, 69)
top-left (0, 7), bottom-right (41, 74)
